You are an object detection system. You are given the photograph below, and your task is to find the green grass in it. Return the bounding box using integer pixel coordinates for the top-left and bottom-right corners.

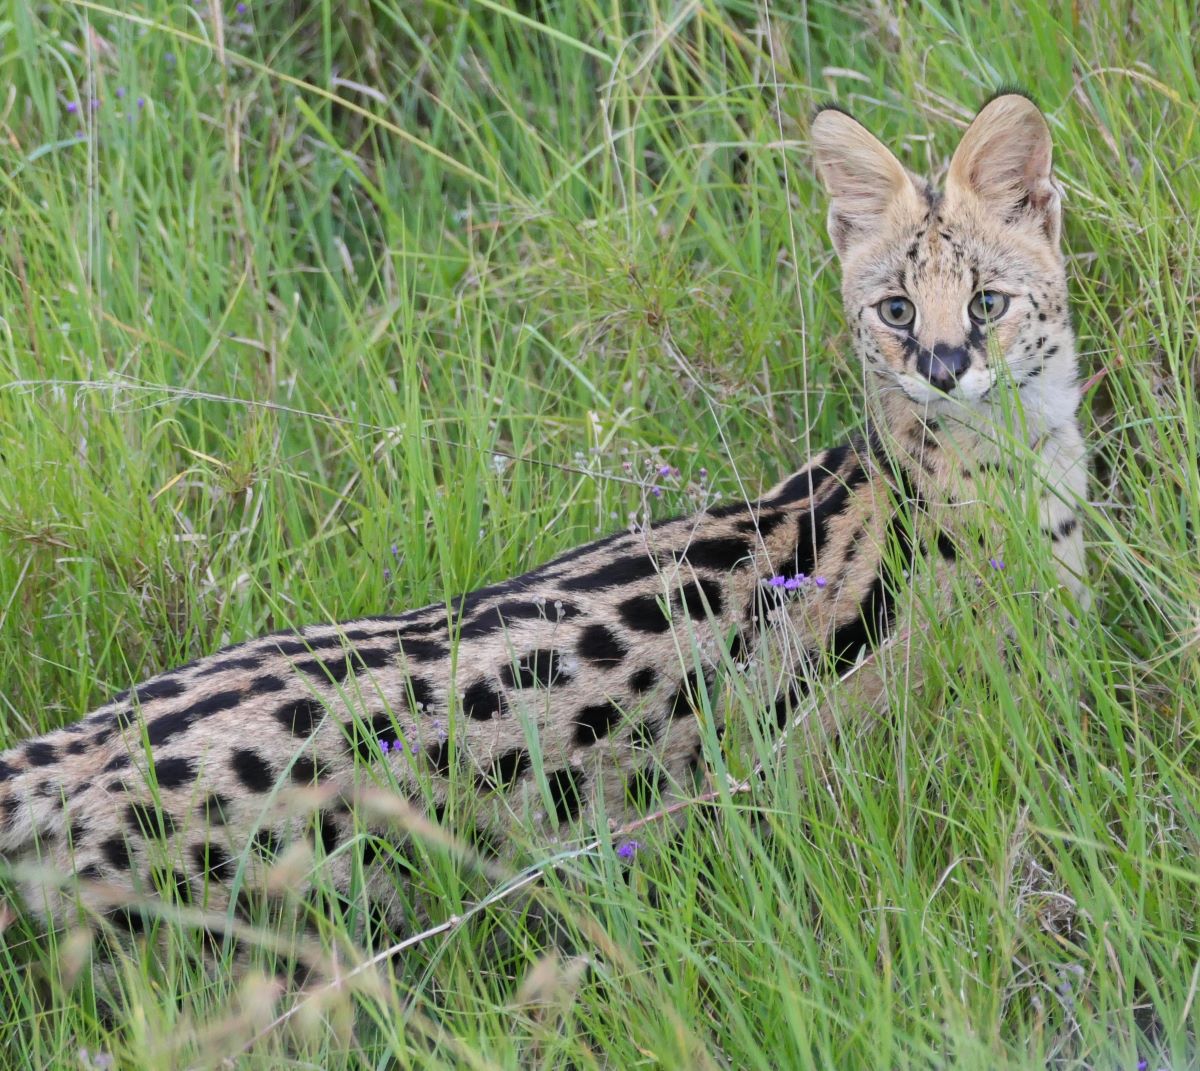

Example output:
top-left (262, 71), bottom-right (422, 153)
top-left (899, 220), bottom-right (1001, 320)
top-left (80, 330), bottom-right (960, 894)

top-left (0, 0), bottom-right (1197, 1067)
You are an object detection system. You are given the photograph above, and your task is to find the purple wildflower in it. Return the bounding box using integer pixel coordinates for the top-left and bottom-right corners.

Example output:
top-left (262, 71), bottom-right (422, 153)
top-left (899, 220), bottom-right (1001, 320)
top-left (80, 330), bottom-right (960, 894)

top-left (658, 464), bottom-right (671, 477)
top-left (1136, 1061), bottom-right (1148, 1071)
top-left (651, 485), bottom-right (662, 497)
top-left (768, 575), bottom-right (787, 588)
top-left (699, 468), bottom-right (707, 479)
top-left (382, 567), bottom-right (391, 582)
top-left (116, 87), bottom-right (126, 99)
top-left (136, 97), bottom-right (145, 109)
top-left (988, 557), bottom-right (1006, 571)
top-left (814, 576), bottom-right (827, 589)
top-left (783, 577), bottom-right (801, 591)
top-left (65, 101), bottom-right (78, 113)
top-left (90, 98), bottom-right (100, 111)
top-left (392, 739), bottom-right (404, 754)
top-left (616, 840), bottom-right (640, 860)
top-left (378, 740), bottom-right (390, 754)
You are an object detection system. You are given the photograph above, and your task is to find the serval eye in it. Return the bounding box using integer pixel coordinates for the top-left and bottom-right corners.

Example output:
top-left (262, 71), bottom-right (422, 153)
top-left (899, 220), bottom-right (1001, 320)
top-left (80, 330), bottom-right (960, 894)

top-left (967, 290), bottom-right (1010, 324)
top-left (877, 297), bottom-right (915, 328)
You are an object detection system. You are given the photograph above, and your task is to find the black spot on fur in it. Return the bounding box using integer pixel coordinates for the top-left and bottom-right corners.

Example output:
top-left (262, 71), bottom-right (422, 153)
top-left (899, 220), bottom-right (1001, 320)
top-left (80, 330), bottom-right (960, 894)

top-left (0, 761), bottom-right (16, 783)
top-left (346, 712), bottom-right (396, 762)
top-left (291, 755), bottom-right (319, 784)
top-left (462, 680), bottom-right (506, 720)
top-left (626, 764), bottom-right (668, 810)
top-left (248, 674), bottom-right (287, 696)
top-left (25, 742), bottom-right (57, 767)
top-left (314, 812), bottom-right (341, 855)
top-left (199, 792), bottom-right (232, 826)
top-left (617, 592), bottom-right (671, 634)
top-left (275, 697), bottom-right (324, 737)
top-left (198, 654), bottom-right (263, 677)
top-left (426, 740), bottom-right (454, 776)
top-left (359, 836), bottom-right (380, 867)
top-left (107, 907), bottom-right (147, 935)
top-left (1052, 516), bottom-right (1078, 541)
top-left (679, 577), bottom-right (724, 618)
top-left (192, 840), bottom-right (233, 883)
top-left (459, 599), bottom-right (579, 639)
top-left (126, 801), bottom-right (179, 838)
top-left (396, 637), bottom-right (449, 661)
top-left (476, 747), bottom-right (530, 791)
top-left (269, 638), bottom-right (317, 657)
top-left (556, 554), bottom-right (661, 592)
top-left (576, 623), bottom-right (628, 666)
top-left (935, 531), bottom-right (958, 561)
top-left (131, 677), bottom-right (186, 705)
top-left (351, 647), bottom-right (394, 672)
top-left (187, 690), bottom-right (243, 720)
top-left (769, 445), bottom-right (848, 505)
top-left (231, 749), bottom-right (276, 793)
top-left (629, 666), bottom-right (657, 693)
top-left (292, 655), bottom-right (352, 684)
top-left (629, 718), bottom-right (661, 749)
top-left (501, 649), bottom-right (570, 689)
top-left (572, 701), bottom-right (623, 745)
top-left (66, 739), bottom-right (88, 756)
top-left (773, 684), bottom-right (810, 729)
top-left (101, 836), bottom-right (132, 871)
top-left (252, 828), bottom-right (281, 858)
top-left (669, 671), bottom-right (701, 720)
top-left (153, 756), bottom-right (196, 790)
top-left (791, 475), bottom-right (860, 579)
top-left (145, 708), bottom-right (196, 748)
top-left (829, 575), bottom-right (892, 671)
top-left (545, 767), bottom-right (585, 824)
top-left (103, 752), bottom-right (131, 773)
top-left (677, 536), bottom-right (752, 573)
top-left (407, 676), bottom-right (435, 712)
top-left (734, 511), bottom-right (789, 539)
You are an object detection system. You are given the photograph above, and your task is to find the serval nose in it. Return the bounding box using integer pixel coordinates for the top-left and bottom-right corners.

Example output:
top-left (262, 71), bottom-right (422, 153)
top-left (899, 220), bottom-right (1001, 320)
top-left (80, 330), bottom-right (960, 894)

top-left (917, 341), bottom-right (970, 393)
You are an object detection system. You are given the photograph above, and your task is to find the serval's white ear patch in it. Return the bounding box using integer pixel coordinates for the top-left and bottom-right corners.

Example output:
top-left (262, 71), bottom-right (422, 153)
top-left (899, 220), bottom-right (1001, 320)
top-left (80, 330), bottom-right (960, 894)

top-left (946, 93), bottom-right (1061, 244)
top-left (810, 106), bottom-right (922, 257)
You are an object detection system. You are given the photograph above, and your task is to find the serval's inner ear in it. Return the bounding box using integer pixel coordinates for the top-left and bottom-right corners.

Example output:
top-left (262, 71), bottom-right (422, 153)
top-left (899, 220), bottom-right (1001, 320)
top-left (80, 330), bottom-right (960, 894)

top-left (946, 93), bottom-right (1061, 244)
top-left (810, 107), bottom-right (921, 258)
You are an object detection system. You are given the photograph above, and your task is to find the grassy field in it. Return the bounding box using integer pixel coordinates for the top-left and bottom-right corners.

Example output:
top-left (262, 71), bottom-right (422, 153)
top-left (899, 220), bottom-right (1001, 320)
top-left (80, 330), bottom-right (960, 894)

top-left (0, 0), bottom-right (1197, 1067)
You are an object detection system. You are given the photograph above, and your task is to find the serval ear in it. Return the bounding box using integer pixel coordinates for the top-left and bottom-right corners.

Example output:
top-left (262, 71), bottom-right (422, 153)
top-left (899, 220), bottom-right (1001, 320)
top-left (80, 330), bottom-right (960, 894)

top-left (946, 92), bottom-right (1061, 244)
top-left (810, 105), bottom-right (921, 258)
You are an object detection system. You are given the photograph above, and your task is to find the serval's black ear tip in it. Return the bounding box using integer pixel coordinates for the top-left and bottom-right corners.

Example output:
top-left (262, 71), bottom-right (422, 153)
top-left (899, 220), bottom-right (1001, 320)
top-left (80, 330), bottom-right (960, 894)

top-left (979, 86), bottom-right (1040, 114)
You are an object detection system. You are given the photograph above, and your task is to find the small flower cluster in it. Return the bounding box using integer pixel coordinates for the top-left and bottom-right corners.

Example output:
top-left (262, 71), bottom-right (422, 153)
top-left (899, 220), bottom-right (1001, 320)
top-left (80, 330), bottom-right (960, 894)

top-left (378, 737), bottom-right (419, 756)
top-left (616, 839), bottom-right (640, 860)
top-left (65, 93), bottom-right (145, 114)
top-left (383, 542), bottom-right (401, 583)
top-left (764, 572), bottom-right (827, 592)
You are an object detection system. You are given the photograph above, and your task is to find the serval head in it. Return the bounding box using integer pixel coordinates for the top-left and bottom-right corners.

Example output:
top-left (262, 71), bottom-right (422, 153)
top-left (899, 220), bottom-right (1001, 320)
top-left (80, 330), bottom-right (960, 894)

top-left (810, 93), bottom-right (1079, 438)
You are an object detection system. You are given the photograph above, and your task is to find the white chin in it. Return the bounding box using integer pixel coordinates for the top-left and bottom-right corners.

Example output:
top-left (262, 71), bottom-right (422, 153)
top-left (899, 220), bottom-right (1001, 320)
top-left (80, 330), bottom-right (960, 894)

top-left (898, 369), bottom-right (995, 408)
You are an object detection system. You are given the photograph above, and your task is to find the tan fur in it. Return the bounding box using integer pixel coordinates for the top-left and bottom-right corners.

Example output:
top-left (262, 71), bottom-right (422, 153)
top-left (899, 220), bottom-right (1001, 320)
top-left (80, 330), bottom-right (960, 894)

top-left (0, 96), bottom-right (1089, 943)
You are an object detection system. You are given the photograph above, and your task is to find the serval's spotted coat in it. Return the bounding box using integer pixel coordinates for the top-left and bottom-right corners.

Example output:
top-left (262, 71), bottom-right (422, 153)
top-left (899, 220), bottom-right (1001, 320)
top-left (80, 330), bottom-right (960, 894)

top-left (0, 95), bottom-right (1088, 942)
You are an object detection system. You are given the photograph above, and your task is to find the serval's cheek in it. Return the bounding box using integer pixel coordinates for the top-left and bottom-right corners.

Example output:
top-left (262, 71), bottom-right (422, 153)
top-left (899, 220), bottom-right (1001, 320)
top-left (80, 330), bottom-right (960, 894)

top-left (992, 317), bottom-right (1024, 364)
top-left (867, 326), bottom-right (910, 373)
